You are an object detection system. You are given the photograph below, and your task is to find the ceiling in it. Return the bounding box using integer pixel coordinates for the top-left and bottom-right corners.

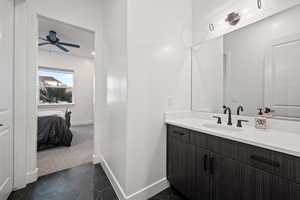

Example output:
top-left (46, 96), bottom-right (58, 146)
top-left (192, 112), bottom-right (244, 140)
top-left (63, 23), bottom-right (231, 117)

top-left (38, 16), bottom-right (95, 59)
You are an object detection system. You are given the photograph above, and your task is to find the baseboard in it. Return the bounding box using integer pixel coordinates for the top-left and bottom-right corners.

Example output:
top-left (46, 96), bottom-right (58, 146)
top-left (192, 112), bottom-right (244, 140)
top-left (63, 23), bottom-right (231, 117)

top-left (71, 120), bottom-right (94, 127)
top-left (13, 184), bottom-right (26, 192)
top-left (0, 177), bottom-right (12, 200)
top-left (100, 157), bottom-right (169, 200)
top-left (26, 168), bottom-right (38, 184)
top-left (100, 158), bottom-right (127, 200)
top-left (93, 154), bottom-right (102, 164)
top-left (126, 178), bottom-right (169, 200)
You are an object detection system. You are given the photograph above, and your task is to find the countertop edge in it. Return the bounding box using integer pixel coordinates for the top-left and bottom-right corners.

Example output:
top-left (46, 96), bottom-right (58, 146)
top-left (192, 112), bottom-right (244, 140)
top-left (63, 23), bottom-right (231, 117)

top-left (166, 121), bottom-right (300, 158)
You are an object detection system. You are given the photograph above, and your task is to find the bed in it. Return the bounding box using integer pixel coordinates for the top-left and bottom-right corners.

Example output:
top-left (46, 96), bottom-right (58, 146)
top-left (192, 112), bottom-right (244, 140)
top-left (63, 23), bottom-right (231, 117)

top-left (37, 109), bottom-right (73, 151)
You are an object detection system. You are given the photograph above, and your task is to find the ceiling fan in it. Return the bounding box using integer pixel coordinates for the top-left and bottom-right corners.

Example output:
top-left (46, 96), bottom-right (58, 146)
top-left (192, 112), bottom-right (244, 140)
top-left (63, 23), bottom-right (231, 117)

top-left (38, 30), bottom-right (80, 52)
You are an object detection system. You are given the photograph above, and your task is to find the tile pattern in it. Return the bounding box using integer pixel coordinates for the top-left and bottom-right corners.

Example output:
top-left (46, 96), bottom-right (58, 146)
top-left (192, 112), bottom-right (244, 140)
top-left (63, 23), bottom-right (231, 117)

top-left (149, 188), bottom-right (186, 200)
top-left (8, 163), bottom-right (118, 200)
top-left (38, 125), bottom-right (94, 176)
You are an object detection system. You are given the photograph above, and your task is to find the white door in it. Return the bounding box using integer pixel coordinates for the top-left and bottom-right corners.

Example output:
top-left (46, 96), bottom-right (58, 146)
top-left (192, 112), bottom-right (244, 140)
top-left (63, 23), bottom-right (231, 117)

top-left (265, 33), bottom-right (300, 119)
top-left (0, 0), bottom-right (14, 199)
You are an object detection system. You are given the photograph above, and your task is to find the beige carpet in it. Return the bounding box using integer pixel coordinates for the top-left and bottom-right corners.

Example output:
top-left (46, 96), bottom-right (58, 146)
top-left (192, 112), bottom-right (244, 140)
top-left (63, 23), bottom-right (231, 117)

top-left (37, 125), bottom-right (94, 176)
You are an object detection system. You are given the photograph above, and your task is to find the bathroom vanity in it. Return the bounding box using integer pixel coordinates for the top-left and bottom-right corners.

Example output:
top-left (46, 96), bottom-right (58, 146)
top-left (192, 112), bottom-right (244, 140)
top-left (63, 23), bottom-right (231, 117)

top-left (166, 117), bottom-right (300, 200)
top-left (167, 2), bottom-right (300, 199)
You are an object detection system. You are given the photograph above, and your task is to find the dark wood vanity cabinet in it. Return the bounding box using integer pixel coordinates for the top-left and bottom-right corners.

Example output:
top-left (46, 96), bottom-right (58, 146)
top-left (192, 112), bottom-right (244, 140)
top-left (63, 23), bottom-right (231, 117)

top-left (167, 135), bottom-right (188, 195)
top-left (167, 125), bottom-right (193, 198)
top-left (167, 124), bottom-right (300, 200)
top-left (212, 153), bottom-right (244, 200)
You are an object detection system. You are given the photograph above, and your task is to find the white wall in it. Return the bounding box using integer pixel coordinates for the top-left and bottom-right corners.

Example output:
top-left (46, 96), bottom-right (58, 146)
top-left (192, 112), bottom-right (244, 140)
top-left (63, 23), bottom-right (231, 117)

top-left (192, 0), bottom-right (300, 44)
top-left (126, 0), bottom-right (192, 195)
top-left (192, 0), bottom-right (229, 44)
top-left (38, 50), bottom-right (95, 125)
top-left (17, 0), bottom-right (191, 196)
top-left (101, 0), bottom-right (128, 192)
top-left (100, 0), bottom-right (192, 198)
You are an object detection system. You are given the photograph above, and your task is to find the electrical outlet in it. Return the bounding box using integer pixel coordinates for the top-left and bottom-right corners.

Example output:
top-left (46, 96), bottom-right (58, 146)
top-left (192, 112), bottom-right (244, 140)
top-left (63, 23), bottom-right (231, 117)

top-left (168, 97), bottom-right (173, 107)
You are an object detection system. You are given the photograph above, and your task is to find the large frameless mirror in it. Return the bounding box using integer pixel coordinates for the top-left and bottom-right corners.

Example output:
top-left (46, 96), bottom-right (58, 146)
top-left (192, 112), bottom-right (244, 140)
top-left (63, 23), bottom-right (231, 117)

top-left (192, 5), bottom-right (300, 119)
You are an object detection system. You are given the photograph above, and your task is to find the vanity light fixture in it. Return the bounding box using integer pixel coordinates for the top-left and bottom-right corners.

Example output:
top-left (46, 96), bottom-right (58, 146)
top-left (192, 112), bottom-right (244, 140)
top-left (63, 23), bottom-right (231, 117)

top-left (257, 0), bottom-right (262, 9)
top-left (208, 23), bottom-right (215, 32)
top-left (225, 12), bottom-right (241, 26)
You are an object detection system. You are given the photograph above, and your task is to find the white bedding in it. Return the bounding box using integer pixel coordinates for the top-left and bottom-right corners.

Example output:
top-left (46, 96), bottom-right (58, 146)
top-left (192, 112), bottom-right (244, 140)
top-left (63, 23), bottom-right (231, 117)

top-left (38, 111), bottom-right (65, 119)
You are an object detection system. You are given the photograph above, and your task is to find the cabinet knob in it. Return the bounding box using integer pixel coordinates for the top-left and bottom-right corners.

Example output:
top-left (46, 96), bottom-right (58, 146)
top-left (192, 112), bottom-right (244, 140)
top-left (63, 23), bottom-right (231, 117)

top-left (0, 123), bottom-right (3, 127)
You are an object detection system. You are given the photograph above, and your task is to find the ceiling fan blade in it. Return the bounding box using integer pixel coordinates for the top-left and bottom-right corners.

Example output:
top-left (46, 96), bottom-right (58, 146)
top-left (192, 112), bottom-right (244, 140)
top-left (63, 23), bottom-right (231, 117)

top-left (39, 42), bottom-right (51, 46)
top-left (58, 42), bottom-right (80, 48)
top-left (39, 37), bottom-right (48, 42)
top-left (55, 44), bottom-right (69, 52)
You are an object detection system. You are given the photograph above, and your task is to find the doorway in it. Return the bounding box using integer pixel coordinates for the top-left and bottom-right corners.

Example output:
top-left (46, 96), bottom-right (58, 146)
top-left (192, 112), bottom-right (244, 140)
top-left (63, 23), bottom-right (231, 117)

top-left (36, 16), bottom-right (96, 176)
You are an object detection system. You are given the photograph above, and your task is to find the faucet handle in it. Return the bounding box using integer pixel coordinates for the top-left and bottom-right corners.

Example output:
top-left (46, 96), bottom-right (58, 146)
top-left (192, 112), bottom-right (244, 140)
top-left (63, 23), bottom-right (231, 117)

top-left (237, 119), bottom-right (249, 128)
top-left (213, 116), bottom-right (222, 124)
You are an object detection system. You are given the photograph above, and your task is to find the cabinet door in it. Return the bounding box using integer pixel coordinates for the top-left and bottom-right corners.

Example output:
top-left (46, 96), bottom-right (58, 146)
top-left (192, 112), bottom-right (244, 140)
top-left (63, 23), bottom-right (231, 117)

top-left (212, 154), bottom-right (244, 200)
top-left (243, 166), bottom-right (273, 200)
top-left (192, 147), bottom-right (211, 200)
top-left (243, 165), bottom-right (300, 200)
top-left (167, 133), bottom-right (191, 198)
top-left (271, 175), bottom-right (300, 200)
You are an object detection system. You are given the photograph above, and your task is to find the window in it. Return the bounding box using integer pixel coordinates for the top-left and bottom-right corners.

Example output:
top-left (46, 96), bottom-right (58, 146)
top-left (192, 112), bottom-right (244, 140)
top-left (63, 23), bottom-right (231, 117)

top-left (38, 67), bottom-right (74, 105)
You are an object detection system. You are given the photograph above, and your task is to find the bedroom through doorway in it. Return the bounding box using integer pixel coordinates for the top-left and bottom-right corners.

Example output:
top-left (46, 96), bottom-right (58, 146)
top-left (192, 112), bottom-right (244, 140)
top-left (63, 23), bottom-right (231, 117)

top-left (36, 16), bottom-right (96, 177)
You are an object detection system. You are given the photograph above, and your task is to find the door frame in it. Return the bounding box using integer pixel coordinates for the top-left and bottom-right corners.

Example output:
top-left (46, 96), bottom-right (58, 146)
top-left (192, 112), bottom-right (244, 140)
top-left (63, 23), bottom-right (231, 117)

top-left (0, 0), bottom-right (14, 198)
top-left (13, 0), bottom-right (105, 190)
top-left (13, 0), bottom-right (37, 189)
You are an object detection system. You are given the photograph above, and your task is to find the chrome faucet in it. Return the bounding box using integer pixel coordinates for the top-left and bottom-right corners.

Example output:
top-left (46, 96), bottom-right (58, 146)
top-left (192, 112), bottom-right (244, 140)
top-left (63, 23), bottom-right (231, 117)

top-left (224, 107), bottom-right (233, 126)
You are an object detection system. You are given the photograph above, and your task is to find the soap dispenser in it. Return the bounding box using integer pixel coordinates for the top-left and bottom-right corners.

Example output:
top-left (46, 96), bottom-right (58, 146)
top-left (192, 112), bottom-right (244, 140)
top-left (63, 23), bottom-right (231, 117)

top-left (264, 107), bottom-right (275, 118)
top-left (255, 108), bottom-right (268, 129)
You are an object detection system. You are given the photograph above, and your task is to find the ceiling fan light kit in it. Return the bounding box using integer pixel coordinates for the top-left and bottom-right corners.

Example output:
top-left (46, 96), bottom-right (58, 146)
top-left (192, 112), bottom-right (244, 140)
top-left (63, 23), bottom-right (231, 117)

top-left (38, 30), bottom-right (81, 52)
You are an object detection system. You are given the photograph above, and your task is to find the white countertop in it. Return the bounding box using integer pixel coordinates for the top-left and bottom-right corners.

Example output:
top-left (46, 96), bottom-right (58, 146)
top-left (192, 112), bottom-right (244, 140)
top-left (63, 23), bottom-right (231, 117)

top-left (166, 117), bottom-right (300, 157)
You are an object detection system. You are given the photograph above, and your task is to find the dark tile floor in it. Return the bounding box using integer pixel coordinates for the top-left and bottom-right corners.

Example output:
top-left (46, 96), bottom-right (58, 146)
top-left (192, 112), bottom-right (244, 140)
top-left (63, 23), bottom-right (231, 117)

top-left (9, 162), bottom-right (184, 200)
top-left (149, 187), bottom-right (185, 200)
top-left (8, 163), bottom-right (118, 200)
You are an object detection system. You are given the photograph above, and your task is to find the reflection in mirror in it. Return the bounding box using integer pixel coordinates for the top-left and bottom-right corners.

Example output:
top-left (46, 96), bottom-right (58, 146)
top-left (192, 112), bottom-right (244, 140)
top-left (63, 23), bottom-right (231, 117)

top-left (192, 5), bottom-right (300, 119)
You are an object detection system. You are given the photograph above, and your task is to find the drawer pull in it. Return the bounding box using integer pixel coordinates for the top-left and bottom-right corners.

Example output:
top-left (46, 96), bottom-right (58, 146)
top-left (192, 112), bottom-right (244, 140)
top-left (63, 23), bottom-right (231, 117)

top-left (204, 155), bottom-right (208, 171)
top-left (0, 123), bottom-right (3, 127)
top-left (209, 157), bottom-right (214, 175)
top-left (173, 131), bottom-right (185, 136)
top-left (250, 155), bottom-right (280, 168)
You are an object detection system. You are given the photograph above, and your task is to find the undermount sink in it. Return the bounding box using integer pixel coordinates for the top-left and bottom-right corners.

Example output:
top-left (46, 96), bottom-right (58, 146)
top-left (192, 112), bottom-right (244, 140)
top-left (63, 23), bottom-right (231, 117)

top-left (203, 123), bottom-right (243, 132)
